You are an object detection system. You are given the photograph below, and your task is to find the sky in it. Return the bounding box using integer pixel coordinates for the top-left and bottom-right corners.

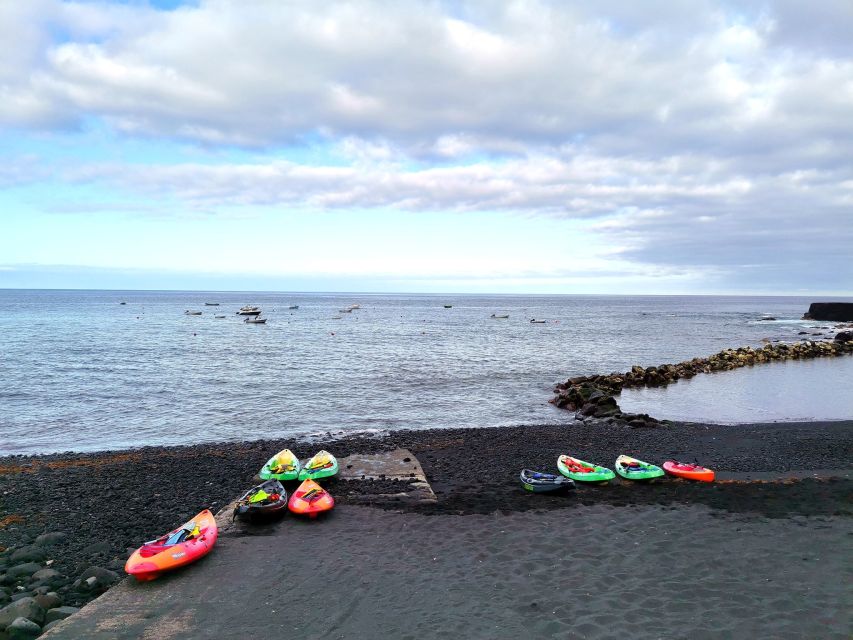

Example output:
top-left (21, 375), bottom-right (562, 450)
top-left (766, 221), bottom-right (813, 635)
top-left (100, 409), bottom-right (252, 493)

top-left (1, 0), bottom-right (851, 294)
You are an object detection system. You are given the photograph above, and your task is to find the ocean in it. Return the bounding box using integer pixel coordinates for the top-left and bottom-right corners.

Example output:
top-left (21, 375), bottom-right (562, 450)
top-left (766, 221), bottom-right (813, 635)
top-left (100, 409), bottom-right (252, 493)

top-left (1, 290), bottom-right (850, 454)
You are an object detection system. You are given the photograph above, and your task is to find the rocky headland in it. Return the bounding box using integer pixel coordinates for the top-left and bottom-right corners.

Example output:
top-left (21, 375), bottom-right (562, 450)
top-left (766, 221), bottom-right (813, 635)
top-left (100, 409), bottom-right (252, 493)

top-left (802, 302), bottom-right (853, 321)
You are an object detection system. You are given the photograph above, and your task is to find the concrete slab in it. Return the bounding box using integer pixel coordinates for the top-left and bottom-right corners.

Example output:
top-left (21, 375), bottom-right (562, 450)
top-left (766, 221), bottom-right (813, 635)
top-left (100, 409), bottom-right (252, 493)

top-left (337, 448), bottom-right (436, 504)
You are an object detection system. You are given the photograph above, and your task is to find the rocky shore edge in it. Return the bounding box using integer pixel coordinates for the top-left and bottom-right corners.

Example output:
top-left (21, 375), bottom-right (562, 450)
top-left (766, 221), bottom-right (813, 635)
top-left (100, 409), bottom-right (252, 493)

top-left (550, 336), bottom-right (853, 425)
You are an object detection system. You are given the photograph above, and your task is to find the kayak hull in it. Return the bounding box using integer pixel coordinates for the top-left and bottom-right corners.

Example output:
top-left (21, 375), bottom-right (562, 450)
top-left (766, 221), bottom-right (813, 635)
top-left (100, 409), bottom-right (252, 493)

top-left (557, 455), bottom-right (615, 483)
top-left (289, 479), bottom-right (334, 517)
top-left (233, 480), bottom-right (289, 521)
top-left (663, 460), bottom-right (715, 482)
top-left (520, 469), bottom-right (575, 493)
top-left (125, 509), bottom-right (218, 581)
top-left (297, 450), bottom-right (339, 481)
top-left (259, 449), bottom-right (301, 481)
top-left (615, 455), bottom-right (665, 481)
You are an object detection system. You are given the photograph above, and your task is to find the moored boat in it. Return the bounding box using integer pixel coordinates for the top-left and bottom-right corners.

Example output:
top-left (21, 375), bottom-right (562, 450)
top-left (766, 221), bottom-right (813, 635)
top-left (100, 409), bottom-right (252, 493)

top-left (237, 306), bottom-right (262, 316)
top-left (491, 314), bottom-right (509, 319)
top-left (184, 310), bottom-right (202, 315)
top-left (244, 316), bottom-right (267, 324)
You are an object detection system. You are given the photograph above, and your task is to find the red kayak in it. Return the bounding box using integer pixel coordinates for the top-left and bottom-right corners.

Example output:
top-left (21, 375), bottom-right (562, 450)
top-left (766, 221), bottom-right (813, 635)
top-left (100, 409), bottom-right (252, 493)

top-left (288, 479), bottom-right (334, 518)
top-left (663, 460), bottom-right (715, 482)
top-left (125, 509), bottom-right (218, 581)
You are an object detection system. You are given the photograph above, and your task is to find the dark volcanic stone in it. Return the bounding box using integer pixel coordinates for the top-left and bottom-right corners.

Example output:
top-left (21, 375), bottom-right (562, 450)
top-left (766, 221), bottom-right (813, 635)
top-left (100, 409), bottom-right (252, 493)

top-left (803, 302), bottom-right (853, 321)
top-left (33, 593), bottom-right (61, 611)
top-left (0, 597), bottom-right (45, 627)
top-left (44, 606), bottom-right (78, 624)
top-left (834, 331), bottom-right (853, 342)
top-left (34, 533), bottom-right (68, 548)
top-left (7, 616), bottom-right (42, 640)
top-left (6, 564), bottom-right (42, 580)
top-left (9, 548), bottom-right (45, 566)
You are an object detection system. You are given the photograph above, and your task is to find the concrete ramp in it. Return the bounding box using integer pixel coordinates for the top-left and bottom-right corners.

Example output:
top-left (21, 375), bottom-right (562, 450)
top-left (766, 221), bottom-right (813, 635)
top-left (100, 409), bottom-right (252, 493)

top-left (337, 448), bottom-right (436, 504)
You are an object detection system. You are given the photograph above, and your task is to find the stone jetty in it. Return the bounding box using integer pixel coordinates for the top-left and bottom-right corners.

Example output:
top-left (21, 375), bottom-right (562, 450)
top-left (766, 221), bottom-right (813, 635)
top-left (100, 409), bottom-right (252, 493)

top-left (551, 338), bottom-right (853, 426)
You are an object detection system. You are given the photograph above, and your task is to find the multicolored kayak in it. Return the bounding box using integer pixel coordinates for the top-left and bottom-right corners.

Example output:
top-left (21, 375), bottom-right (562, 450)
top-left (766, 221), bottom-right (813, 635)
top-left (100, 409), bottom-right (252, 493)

top-left (298, 450), bottom-right (338, 481)
top-left (259, 449), bottom-right (301, 481)
top-left (288, 479), bottom-right (334, 518)
top-left (557, 455), bottom-right (615, 483)
top-left (520, 468), bottom-right (575, 493)
top-left (233, 480), bottom-right (288, 521)
top-left (663, 460), bottom-right (715, 482)
top-left (125, 509), bottom-right (218, 581)
top-left (615, 455), bottom-right (665, 481)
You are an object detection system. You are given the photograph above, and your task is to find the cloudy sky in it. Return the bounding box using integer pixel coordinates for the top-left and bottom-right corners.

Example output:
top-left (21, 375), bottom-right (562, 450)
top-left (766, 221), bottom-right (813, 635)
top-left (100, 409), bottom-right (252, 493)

top-left (1, 0), bottom-right (851, 294)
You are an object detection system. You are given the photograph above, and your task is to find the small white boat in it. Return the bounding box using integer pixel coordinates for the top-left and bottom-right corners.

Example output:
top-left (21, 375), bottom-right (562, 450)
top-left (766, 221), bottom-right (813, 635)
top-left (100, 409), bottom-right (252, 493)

top-left (185, 310), bottom-right (202, 316)
top-left (237, 306), bottom-right (262, 316)
top-left (331, 316), bottom-right (342, 319)
top-left (347, 304), bottom-right (361, 310)
top-left (338, 308), bottom-right (353, 313)
top-left (244, 316), bottom-right (267, 324)
top-left (204, 302), bottom-right (220, 306)
top-left (491, 314), bottom-right (509, 319)
top-left (530, 319), bottom-right (546, 324)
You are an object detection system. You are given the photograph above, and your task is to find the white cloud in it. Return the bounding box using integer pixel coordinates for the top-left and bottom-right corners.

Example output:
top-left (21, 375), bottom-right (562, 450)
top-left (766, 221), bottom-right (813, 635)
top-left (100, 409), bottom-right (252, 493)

top-left (2, 0), bottom-right (852, 291)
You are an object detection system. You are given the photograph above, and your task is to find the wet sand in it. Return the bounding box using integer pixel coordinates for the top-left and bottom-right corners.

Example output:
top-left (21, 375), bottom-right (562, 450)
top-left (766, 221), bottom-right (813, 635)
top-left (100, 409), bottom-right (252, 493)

top-left (44, 505), bottom-right (851, 639)
top-left (1, 420), bottom-right (851, 638)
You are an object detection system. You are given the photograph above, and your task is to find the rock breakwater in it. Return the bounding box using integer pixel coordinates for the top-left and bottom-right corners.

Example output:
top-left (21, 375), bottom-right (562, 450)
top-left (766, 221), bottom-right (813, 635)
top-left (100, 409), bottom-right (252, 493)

top-left (551, 340), bottom-right (853, 425)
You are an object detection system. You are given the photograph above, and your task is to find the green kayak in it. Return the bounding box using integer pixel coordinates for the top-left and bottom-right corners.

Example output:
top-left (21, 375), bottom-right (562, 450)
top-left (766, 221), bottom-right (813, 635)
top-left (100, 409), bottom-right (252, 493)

top-left (615, 455), bottom-right (665, 480)
top-left (557, 455), bottom-right (615, 483)
top-left (259, 449), bottom-right (301, 481)
top-left (298, 450), bottom-right (339, 481)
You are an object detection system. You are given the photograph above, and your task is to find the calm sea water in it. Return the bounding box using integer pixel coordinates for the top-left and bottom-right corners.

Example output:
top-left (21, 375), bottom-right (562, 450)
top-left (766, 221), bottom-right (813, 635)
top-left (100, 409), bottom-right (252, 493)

top-left (0, 290), bottom-right (850, 454)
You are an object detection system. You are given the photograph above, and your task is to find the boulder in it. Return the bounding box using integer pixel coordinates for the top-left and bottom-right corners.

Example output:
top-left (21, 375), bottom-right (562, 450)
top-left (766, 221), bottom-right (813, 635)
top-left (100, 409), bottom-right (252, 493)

top-left (34, 533), bottom-right (68, 548)
top-left (29, 569), bottom-right (60, 584)
top-left (6, 564), bottom-right (42, 580)
top-left (6, 617), bottom-right (41, 640)
top-left (834, 331), bottom-right (853, 342)
top-left (79, 567), bottom-right (119, 586)
top-left (44, 606), bottom-right (78, 624)
top-left (33, 593), bottom-right (61, 611)
top-left (803, 302), bottom-right (853, 321)
top-left (0, 598), bottom-right (45, 628)
top-left (9, 549), bottom-right (45, 566)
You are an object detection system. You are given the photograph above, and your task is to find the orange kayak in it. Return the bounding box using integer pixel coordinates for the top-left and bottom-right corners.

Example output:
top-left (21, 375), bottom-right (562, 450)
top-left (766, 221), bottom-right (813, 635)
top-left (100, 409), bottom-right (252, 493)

top-left (663, 460), bottom-right (715, 482)
top-left (288, 479), bottom-right (334, 518)
top-left (125, 509), bottom-right (218, 581)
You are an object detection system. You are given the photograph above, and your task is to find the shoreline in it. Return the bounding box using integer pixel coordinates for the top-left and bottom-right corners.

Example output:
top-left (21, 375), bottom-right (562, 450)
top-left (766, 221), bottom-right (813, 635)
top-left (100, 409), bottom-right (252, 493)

top-left (1, 419), bottom-right (851, 634)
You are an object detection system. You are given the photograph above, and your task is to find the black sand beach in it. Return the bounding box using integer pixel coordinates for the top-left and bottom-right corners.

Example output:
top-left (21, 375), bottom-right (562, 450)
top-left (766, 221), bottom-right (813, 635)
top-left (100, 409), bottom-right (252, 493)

top-left (1, 420), bottom-right (851, 638)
